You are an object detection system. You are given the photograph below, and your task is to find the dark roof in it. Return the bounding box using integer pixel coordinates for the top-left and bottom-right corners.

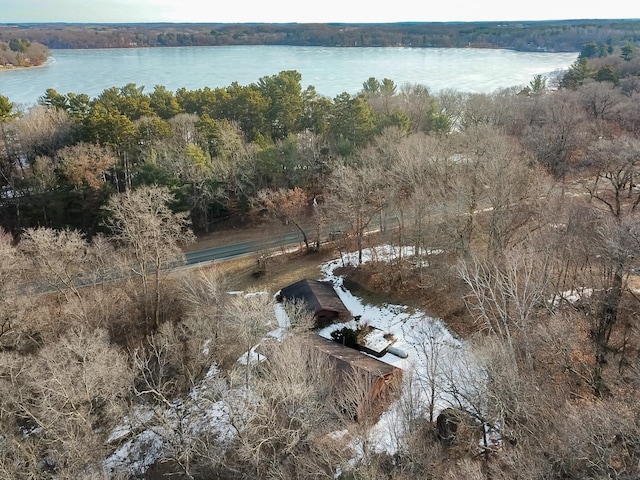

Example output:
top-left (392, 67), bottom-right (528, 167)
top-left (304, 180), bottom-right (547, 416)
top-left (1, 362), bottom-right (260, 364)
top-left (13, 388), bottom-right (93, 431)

top-left (279, 279), bottom-right (349, 316)
top-left (308, 335), bottom-right (399, 378)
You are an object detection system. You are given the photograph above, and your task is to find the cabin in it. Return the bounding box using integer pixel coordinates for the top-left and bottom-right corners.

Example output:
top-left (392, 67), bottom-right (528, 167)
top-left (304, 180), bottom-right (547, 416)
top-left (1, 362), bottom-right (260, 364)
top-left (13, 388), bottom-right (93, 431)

top-left (308, 335), bottom-right (402, 420)
top-left (278, 279), bottom-right (350, 328)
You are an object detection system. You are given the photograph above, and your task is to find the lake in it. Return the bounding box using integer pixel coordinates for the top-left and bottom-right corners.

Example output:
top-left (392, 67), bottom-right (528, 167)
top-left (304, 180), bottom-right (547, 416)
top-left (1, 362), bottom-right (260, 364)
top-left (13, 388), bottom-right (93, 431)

top-left (0, 45), bottom-right (578, 107)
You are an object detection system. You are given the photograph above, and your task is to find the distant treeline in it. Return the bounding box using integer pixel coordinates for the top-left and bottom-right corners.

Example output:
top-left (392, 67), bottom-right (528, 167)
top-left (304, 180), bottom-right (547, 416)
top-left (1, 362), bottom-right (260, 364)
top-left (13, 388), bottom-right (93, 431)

top-left (1, 19), bottom-right (640, 52)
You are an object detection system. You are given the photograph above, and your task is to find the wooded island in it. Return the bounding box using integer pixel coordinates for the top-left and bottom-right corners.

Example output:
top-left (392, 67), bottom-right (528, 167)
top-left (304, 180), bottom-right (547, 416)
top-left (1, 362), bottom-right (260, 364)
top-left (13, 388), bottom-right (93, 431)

top-left (0, 37), bottom-right (48, 68)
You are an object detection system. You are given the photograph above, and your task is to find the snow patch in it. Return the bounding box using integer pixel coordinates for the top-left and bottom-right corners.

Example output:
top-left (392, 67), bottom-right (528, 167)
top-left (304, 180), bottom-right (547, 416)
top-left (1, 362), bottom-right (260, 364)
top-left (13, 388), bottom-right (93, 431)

top-left (104, 362), bottom-right (236, 477)
top-left (317, 245), bottom-right (479, 456)
top-left (551, 288), bottom-right (593, 308)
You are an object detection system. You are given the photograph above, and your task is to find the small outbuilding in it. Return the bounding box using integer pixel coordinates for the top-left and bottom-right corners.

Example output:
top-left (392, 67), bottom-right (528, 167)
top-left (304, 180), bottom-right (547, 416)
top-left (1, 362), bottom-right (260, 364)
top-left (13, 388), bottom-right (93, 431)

top-left (278, 279), bottom-right (350, 328)
top-left (309, 335), bottom-right (402, 420)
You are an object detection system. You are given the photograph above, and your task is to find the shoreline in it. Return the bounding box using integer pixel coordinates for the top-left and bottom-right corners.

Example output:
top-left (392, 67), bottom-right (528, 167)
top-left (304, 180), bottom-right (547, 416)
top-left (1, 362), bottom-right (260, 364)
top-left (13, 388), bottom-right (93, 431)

top-left (0, 57), bottom-right (52, 73)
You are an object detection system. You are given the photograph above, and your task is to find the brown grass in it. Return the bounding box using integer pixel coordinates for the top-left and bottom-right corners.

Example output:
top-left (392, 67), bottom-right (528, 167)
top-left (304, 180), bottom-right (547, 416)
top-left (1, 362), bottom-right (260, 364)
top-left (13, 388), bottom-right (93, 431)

top-left (190, 246), bottom-right (338, 295)
top-left (343, 259), bottom-right (476, 338)
top-left (184, 219), bottom-right (296, 252)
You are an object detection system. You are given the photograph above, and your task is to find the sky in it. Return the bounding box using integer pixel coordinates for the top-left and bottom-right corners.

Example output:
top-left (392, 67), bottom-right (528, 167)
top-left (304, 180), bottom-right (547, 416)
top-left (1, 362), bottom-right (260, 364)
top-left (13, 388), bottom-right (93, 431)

top-left (2, 0), bottom-right (639, 24)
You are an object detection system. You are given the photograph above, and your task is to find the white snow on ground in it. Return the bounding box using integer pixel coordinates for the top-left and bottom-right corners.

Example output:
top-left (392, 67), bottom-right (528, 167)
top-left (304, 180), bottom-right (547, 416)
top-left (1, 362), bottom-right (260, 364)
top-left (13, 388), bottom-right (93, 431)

top-left (550, 287), bottom-right (593, 308)
top-left (104, 428), bottom-right (164, 477)
top-left (237, 345), bottom-right (267, 365)
top-left (317, 245), bottom-right (477, 455)
top-left (104, 363), bottom-right (237, 477)
top-left (268, 301), bottom-right (292, 339)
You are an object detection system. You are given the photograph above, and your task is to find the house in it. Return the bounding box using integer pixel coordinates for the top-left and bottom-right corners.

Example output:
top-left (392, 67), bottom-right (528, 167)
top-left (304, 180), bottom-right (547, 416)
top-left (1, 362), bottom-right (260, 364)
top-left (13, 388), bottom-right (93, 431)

top-left (308, 334), bottom-right (402, 420)
top-left (278, 279), bottom-right (350, 328)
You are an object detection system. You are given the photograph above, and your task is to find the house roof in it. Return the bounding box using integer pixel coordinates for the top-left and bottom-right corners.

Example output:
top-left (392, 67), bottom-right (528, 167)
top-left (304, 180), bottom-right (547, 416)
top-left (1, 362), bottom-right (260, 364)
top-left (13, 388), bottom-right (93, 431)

top-left (308, 334), bottom-right (399, 379)
top-left (279, 279), bottom-right (349, 316)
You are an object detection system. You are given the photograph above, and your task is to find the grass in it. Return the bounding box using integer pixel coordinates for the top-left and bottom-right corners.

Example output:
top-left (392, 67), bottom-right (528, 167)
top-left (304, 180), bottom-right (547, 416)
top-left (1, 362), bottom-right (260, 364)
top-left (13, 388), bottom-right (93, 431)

top-left (184, 219), bottom-right (298, 252)
top-left (193, 246), bottom-right (338, 295)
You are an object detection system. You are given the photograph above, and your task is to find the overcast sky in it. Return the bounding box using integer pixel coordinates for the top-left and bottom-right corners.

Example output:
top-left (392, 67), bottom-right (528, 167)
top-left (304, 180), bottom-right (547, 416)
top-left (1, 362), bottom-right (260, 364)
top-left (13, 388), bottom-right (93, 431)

top-left (3, 0), bottom-right (640, 23)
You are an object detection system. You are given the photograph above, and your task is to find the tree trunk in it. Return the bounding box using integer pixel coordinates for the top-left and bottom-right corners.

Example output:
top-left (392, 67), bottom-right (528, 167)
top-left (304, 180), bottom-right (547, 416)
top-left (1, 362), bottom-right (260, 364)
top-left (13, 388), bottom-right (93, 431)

top-left (592, 269), bottom-right (623, 396)
top-left (154, 256), bottom-right (161, 329)
top-left (292, 221), bottom-right (310, 252)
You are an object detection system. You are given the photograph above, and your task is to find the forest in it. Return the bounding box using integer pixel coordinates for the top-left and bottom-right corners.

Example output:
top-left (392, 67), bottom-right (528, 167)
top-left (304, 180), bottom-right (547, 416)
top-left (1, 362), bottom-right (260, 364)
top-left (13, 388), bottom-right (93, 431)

top-left (1, 39), bottom-right (640, 478)
top-left (2, 19), bottom-right (640, 52)
top-left (0, 38), bottom-right (49, 68)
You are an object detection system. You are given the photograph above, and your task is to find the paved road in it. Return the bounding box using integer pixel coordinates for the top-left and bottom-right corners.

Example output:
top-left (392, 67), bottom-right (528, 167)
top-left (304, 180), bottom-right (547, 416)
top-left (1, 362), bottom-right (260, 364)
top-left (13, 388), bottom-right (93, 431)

top-left (184, 230), bottom-right (303, 266)
top-left (26, 230), bottom-right (306, 294)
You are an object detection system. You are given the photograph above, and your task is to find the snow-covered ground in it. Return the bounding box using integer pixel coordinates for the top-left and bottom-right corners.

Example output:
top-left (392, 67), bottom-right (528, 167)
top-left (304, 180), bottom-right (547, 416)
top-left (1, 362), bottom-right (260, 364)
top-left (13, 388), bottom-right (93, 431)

top-left (550, 287), bottom-right (593, 308)
top-left (104, 245), bottom-right (478, 475)
top-left (104, 364), bottom-right (237, 477)
top-left (317, 246), bottom-right (477, 454)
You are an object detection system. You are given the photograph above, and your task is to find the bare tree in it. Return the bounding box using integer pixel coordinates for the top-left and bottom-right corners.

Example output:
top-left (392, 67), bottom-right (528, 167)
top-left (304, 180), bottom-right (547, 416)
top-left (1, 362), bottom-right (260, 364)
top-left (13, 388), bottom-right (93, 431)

top-left (580, 135), bottom-right (640, 219)
top-left (29, 154), bottom-right (58, 226)
top-left (436, 89), bottom-right (467, 131)
top-left (325, 161), bottom-right (386, 264)
top-left (0, 229), bottom-right (23, 345)
top-left (459, 89), bottom-right (521, 132)
top-left (459, 127), bottom-right (548, 258)
top-left (18, 226), bottom-right (144, 341)
top-left (11, 328), bottom-right (134, 478)
top-left (457, 246), bottom-right (549, 361)
top-left (105, 185), bottom-right (194, 328)
top-left (615, 91), bottom-right (640, 136)
top-left (586, 215), bottom-right (640, 395)
top-left (224, 293), bottom-right (276, 386)
top-left (551, 399), bottom-right (640, 479)
top-left (570, 136), bottom-right (640, 393)
top-left (0, 350), bottom-right (42, 479)
top-left (180, 267), bottom-right (232, 362)
top-left (11, 105), bottom-right (74, 160)
top-left (441, 458), bottom-right (486, 480)
top-left (128, 320), bottom-right (233, 479)
top-left (408, 321), bottom-right (455, 423)
top-left (293, 129), bottom-right (333, 188)
top-left (20, 227), bottom-right (91, 307)
top-left (386, 132), bottom-right (454, 274)
top-left (522, 89), bottom-right (587, 178)
top-left (389, 129), bottom-right (534, 261)
top-left (578, 80), bottom-right (623, 121)
top-left (168, 113), bottom-right (200, 147)
top-left (1, 106), bottom-right (73, 228)
top-left (440, 340), bottom-right (494, 460)
top-left (439, 334), bottom-right (550, 469)
top-left (57, 142), bottom-right (116, 190)
top-left (233, 334), bottom-right (352, 479)
top-left (256, 187), bottom-right (315, 251)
